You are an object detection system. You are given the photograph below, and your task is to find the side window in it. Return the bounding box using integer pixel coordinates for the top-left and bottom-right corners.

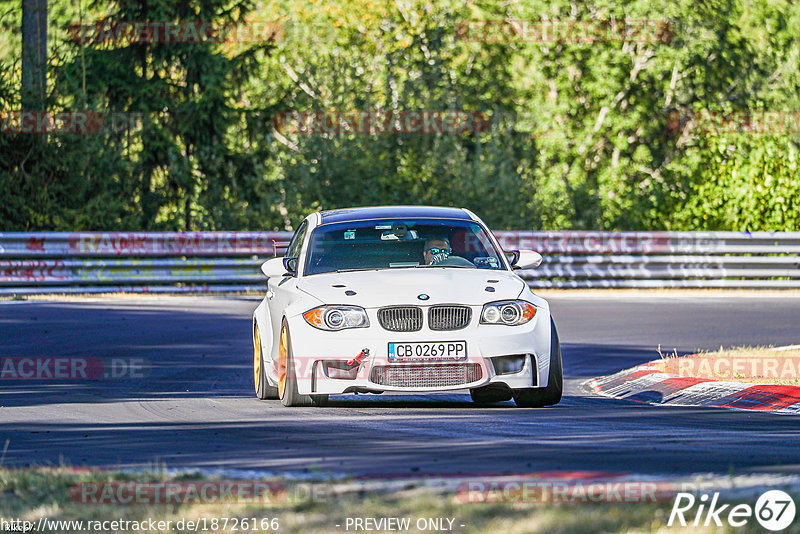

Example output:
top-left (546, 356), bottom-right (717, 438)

top-left (286, 220), bottom-right (308, 258)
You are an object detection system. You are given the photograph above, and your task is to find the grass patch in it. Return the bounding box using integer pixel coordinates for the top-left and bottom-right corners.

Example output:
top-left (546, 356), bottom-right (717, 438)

top-left (0, 468), bottom-right (794, 533)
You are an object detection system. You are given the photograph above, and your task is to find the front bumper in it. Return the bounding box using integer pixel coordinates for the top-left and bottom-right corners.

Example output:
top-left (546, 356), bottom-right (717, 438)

top-left (285, 306), bottom-right (553, 395)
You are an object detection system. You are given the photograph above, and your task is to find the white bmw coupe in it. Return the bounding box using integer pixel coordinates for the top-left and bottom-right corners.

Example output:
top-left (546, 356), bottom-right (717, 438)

top-left (252, 206), bottom-right (562, 408)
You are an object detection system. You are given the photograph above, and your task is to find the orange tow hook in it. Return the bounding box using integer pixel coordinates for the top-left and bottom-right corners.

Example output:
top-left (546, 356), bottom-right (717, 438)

top-left (347, 348), bottom-right (370, 367)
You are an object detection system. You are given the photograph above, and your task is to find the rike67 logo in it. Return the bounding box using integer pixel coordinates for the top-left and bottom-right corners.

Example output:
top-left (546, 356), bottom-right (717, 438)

top-left (669, 490), bottom-right (796, 531)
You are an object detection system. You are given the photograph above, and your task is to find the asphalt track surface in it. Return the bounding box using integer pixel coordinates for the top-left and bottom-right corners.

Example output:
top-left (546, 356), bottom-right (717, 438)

top-left (1, 293), bottom-right (800, 478)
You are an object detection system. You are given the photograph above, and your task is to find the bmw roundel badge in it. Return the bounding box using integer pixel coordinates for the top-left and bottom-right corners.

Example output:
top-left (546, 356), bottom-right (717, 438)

top-left (417, 294), bottom-right (430, 301)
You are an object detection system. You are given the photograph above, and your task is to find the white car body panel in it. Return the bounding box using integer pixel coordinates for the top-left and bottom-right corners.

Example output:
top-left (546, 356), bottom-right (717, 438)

top-left (296, 269), bottom-right (528, 308)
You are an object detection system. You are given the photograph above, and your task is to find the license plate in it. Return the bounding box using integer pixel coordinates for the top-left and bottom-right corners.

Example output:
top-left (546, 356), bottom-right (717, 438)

top-left (388, 341), bottom-right (467, 361)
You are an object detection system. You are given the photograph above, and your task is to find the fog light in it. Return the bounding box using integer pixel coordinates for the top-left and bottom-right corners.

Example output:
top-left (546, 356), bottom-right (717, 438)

top-left (492, 354), bottom-right (527, 375)
top-left (324, 361), bottom-right (359, 380)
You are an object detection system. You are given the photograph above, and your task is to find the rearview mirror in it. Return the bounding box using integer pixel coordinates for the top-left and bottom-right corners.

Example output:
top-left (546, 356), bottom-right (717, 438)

top-left (261, 257), bottom-right (289, 278)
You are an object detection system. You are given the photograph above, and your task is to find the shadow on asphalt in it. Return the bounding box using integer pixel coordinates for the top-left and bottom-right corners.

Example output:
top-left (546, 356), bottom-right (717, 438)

top-left (3, 395), bottom-right (800, 475)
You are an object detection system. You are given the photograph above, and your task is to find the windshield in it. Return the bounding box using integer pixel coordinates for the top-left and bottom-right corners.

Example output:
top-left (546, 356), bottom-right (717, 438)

top-left (304, 218), bottom-right (506, 275)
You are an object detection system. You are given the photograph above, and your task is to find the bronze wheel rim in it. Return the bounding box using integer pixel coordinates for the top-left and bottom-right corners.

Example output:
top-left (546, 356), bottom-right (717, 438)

top-left (253, 325), bottom-right (261, 393)
top-left (278, 325), bottom-right (288, 399)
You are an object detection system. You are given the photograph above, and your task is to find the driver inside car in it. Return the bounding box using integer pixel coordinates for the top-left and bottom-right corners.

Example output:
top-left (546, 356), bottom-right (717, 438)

top-left (423, 236), bottom-right (452, 265)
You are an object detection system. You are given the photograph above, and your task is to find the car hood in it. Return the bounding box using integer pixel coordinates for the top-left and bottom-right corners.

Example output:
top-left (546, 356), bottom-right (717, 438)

top-left (297, 268), bottom-right (528, 307)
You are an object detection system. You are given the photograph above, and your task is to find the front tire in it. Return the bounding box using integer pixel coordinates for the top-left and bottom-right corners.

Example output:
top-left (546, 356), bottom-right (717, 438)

top-left (254, 323), bottom-right (278, 400)
top-left (512, 318), bottom-right (563, 408)
top-left (279, 320), bottom-right (328, 407)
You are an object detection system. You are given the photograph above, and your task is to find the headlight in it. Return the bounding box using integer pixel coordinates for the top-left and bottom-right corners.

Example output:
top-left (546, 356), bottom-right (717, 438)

top-left (303, 306), bottom-right (370, 331)
top-left (480, 300), bottom-right (536, 326)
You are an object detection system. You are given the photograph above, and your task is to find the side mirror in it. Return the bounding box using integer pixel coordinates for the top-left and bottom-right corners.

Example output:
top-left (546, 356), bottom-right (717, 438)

top-left (515, 250), bottom-right (543, 270)
top-left (261, 257), bottom-right (289, 278)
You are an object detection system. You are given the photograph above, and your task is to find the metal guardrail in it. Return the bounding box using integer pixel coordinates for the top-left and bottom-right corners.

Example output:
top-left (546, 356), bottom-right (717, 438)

top-left (1, 231), bottom-right (799, 294)
top-left (0, 232), bottom-right (285, 295)
top-left (494, 231), bottom-right (800, 288)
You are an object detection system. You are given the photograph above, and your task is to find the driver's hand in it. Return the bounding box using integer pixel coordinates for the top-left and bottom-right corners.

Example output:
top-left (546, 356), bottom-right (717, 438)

top-left (429, 251), bottom-right (450, 265)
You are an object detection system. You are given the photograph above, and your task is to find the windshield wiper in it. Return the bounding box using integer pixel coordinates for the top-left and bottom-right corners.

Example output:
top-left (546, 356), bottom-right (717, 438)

top-left (415, 264), bottom-right (473, 269)
top-left (335, 265), bottom-right (472, 273)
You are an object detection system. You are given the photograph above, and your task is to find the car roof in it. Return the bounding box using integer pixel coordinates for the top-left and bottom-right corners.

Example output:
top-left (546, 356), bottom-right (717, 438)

top-left (318, 206), bottom-right (472, 225)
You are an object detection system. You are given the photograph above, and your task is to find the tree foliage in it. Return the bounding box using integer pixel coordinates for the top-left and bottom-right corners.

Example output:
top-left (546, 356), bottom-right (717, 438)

top-left (0, 0), bottom-right (798, 231)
